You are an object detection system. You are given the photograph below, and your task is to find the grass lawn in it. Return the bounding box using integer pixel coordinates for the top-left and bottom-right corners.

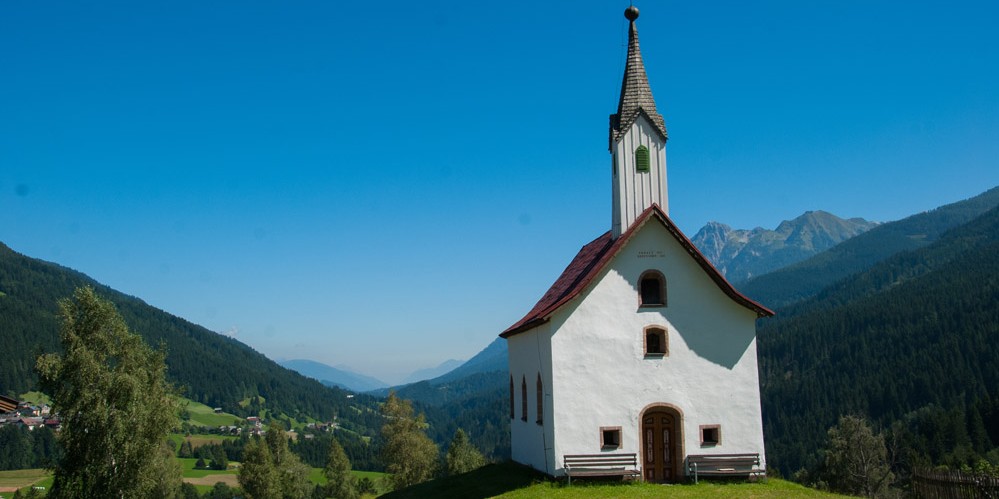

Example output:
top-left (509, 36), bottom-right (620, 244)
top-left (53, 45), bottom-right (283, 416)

top-left (181, 398), bottom-right (242, 427)
top-left (179, 457), bottom-right (239, 494)
top-left (179, 457), bottom-right (238, 477)
top-left (0, 469), bottom-right (51, 496)
top-left (18, 392), bottom-right (51, 406)
top-left (379, 462), bottom-right (854, 499)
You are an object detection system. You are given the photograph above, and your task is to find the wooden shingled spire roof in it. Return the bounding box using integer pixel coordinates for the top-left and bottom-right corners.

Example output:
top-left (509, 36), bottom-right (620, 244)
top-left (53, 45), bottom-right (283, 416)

top-left (610, 6), bottom-right (667, 149)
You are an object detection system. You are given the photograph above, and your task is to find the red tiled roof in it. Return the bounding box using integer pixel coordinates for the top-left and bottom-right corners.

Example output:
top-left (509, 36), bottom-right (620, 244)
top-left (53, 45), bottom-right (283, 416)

top-left (499, 205), bottom-right (773, 339)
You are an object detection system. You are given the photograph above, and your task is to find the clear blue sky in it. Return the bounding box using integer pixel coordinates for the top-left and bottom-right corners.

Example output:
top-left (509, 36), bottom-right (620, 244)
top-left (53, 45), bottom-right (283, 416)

top-left (3, 1), bottom-right (997, 384)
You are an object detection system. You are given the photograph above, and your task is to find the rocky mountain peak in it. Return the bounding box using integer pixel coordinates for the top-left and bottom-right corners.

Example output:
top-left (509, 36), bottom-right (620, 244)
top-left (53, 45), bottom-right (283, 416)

top-left (692, 211), bottom-right (879, 283)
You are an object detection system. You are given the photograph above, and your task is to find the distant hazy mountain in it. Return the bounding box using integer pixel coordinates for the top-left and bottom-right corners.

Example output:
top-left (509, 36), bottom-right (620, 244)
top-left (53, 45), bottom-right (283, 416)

top-left (279, 359), bottom-right (388, 392)
top-left (400, 358), bottom-right (465, 385)
top-left (370, 338), bottom-right (508, 397)
top-left (691, 210), bottom-right (879, 284)
top-left (431, 338), bottom-right (507, 384)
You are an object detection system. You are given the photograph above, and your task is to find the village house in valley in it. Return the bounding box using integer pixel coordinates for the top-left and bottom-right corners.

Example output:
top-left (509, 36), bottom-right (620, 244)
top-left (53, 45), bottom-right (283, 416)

top-left (501, 7), bottom-right (773, 483)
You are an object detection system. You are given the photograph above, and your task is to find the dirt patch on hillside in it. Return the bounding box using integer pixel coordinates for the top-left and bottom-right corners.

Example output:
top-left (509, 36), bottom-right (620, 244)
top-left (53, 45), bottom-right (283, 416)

top-left (184, 474), bottom-right (239, 487)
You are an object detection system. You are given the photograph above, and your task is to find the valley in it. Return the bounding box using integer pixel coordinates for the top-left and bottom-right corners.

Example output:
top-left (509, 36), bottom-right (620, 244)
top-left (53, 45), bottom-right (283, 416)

top-left (1, 186), bottom-right (998, 496)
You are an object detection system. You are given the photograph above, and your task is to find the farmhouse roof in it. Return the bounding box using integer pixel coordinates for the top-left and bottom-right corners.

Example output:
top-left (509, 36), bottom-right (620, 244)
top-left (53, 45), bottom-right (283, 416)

top-left (499, 204), bottom-right (773, 338)
top-left (0, 395), bottom-right (17, 413)
top-left (610, 6), bottom-right (667, 149)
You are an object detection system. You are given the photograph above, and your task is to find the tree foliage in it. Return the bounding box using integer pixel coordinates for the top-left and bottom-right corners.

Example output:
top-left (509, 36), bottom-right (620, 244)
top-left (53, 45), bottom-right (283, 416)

top-left (380, 392), bottom-right (439, 490)
top-left (445, 428), bottom-right (486, 476)
top-left (239, 437), bottom-right (281, 499)
top-left (759, 205), bottom-right (999, 477)
top-left (0, 425), bottom-right (58, 471)
top-left (203, 481), bottom-right (238, 499)
top-left (323, 437), bottom-right (358, 499)
top-left (821, 416), bottom-right (894, 498)
top-left (394, 372), bottom-right (511, 461)
top-left (35, 286), bottom-right (180, 498)
top-left (239, 424), bottom-right (311, 499)
top-left (290, 429), bottom-right (380, 472)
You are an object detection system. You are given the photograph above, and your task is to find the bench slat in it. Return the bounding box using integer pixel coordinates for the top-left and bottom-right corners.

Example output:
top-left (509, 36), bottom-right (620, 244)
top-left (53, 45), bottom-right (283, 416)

top-left (563, 453), bottom-right (640, 485)
top-left (687, 453), bottom-right (764, 484)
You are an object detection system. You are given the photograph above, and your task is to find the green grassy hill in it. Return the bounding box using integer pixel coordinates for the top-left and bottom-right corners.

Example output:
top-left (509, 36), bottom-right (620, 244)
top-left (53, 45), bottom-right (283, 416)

top-left (181, 398), bottom-right (242, 428)
top-left (380, 462), bottom-right (851, 499)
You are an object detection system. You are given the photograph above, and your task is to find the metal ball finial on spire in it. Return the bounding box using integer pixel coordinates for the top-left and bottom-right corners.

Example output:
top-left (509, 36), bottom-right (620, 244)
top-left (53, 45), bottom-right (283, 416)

top-left (624, 5), bottom-right (639, 21)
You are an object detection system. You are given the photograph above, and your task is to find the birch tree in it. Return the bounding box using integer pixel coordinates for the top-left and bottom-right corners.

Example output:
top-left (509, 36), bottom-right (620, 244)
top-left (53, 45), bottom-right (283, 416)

top-left (36, 286), bottom-right (180, 498)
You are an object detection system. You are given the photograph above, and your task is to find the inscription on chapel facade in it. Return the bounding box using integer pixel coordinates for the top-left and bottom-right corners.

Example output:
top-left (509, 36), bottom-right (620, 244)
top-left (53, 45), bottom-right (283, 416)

top-left (637, 250), bottom-right (666, 258)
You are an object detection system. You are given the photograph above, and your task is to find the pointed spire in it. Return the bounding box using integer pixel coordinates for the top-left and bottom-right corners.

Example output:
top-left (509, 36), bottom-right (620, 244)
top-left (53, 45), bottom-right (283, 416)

top-left (610, 5), bottom-right (666, 149)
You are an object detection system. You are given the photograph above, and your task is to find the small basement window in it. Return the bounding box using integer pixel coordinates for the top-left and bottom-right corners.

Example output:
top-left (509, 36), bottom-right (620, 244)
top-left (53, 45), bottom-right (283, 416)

top-left (601, 427), bottom-right (622, 449)
top-left (645, 326), bottom-right (667, 357)
top-left (635, 145), bottom-right (650, 172)
top-left (700, 425), bottom-right (721, 446)
top-left (639, 270), bottom-right (666, 307)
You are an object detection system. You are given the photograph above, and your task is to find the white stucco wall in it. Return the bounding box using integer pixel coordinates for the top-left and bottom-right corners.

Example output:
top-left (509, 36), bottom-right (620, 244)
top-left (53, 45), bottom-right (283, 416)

top-left (612, 114), bottom-right (668, 237)
top-left (506, 324), bottom-right (556, 474)
top-left (524, 221), bottom-right (766, 477)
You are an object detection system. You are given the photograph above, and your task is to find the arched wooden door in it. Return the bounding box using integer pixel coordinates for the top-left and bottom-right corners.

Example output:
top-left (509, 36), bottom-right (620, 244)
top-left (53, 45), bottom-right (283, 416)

top-left (641, 407), bottom-right (682, 483)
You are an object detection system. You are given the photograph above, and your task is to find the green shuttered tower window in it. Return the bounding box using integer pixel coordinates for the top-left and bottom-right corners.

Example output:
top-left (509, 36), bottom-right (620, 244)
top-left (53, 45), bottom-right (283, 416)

top-left (635, 145), bottom-right (650, 172)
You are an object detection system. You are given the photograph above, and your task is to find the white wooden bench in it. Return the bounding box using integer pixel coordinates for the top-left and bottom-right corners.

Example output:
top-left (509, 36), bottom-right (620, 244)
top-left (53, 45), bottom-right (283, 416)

top-left (686, 453), bottom-right (764, 483)
top-left (563, 453), bottom-right (641, 485)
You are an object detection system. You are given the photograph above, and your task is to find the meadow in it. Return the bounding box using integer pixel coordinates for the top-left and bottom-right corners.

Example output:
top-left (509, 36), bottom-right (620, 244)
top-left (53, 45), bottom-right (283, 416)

top-left (380, 462), bottom-right (854, 499)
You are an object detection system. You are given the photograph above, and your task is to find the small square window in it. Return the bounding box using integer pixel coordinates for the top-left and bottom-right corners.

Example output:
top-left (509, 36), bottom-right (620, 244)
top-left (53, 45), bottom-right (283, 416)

top-left (700, 425), bottom-right (721, 446)
top-left (601, 426), bottom-right (622, 449)
top-left (645, 327), bottom-right (667, 357)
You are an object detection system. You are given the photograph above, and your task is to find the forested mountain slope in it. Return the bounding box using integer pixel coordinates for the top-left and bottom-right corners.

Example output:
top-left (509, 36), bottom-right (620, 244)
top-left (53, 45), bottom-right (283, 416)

top-left (0, 242), bottom-right (382, 436)
top-left (383, 338), bottom-right (511, 460)
top-left (758, 204), bottom-right (999, 475)
top-left (741, 185), bottom-right (999, 309)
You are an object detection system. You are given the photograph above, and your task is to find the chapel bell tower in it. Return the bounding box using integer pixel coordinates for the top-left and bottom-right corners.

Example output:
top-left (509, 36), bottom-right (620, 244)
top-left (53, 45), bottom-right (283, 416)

top-left (610, 5), bottom-right (668, 238)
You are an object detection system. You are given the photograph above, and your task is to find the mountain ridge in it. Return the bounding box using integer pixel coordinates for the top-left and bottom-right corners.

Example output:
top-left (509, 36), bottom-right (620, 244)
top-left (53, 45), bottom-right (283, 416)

top-left (279, 359), bottom-right (389, 392)
top-left (691, 210), bottom-right (879, 284)
top-left (758, 202), bottom-right (999, 475)
top-left (0, 241), bottom-right (384, 439)
top-left (740, 185), bottom-right (999, 309)
top-left (401, 358), bottom-right (465, 385)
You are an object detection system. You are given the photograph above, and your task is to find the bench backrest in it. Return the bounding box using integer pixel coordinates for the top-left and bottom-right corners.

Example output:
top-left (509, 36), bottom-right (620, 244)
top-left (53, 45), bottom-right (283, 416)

top-left (687, 453), bottom-right (760, 469)
top-left (564, 453), bottom-right (638, 468)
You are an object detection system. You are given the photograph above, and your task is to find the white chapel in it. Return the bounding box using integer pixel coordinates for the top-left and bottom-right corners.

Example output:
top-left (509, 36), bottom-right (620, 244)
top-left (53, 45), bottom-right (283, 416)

top-left (500, 6), bottom-right (774, 483)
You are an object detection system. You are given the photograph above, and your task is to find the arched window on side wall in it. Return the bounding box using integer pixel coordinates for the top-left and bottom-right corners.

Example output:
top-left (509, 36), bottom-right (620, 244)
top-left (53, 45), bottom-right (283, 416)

top-left (639, 270), bottom-right (666, 307)
top-left (509, 375), bottom-right (514, 419)
top-left (536, 374), bottom-right (544, 425)
top-left (521, 376), bottom-right (528, 422)
top-left (635, 145), bottom-right (650, 172)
